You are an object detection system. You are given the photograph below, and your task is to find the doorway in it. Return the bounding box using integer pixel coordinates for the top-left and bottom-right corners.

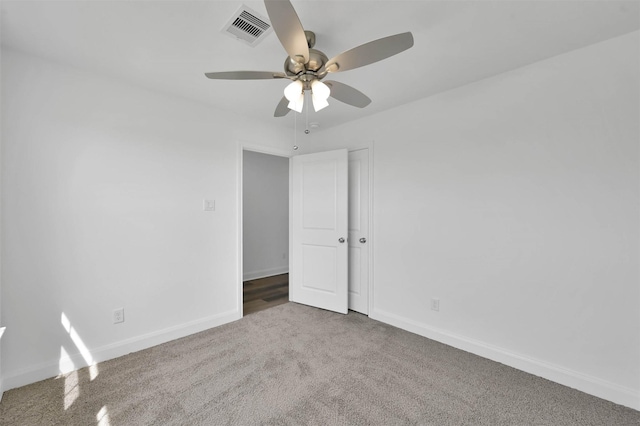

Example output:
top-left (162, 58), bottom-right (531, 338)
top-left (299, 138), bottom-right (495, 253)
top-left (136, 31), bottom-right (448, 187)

top-left (238, 144), bottom-right (372, 317)
top-left (242, 149), bottom-right (290, 315)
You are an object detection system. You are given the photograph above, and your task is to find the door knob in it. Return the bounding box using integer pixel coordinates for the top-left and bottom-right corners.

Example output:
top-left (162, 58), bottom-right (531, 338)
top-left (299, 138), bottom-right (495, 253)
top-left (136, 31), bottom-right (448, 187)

top-left (359, 238), bottom-right (367, 243)
top-left (338, 237), bottom-right (345, 243)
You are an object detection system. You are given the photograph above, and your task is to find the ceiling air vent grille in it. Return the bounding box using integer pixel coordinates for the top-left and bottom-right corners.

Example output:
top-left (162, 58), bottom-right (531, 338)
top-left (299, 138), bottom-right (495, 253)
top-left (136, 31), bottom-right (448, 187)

top-left (221, 5), bottom-right (272, 47)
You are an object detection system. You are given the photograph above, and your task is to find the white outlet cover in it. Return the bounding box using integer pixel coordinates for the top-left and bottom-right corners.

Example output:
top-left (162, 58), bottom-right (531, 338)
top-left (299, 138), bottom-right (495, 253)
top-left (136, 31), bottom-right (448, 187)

top-left (203, 199), bottom-right (215, 211)
top-left (431, 299), bottom-right (440, 312)
top-left (113, 308), bottom-right (125, 324)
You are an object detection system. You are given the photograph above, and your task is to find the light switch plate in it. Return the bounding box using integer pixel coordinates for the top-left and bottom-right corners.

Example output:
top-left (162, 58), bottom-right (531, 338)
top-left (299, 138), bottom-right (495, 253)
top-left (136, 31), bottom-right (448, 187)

top-left (203, 199), bottom-right (215, 211)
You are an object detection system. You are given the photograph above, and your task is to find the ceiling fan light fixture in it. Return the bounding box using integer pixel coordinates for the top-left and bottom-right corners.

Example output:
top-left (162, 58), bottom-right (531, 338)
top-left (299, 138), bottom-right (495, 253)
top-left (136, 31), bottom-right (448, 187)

top-left (284, 80), bottom-right (304, 112)
top-left (311, 80), bottom-right (330, 112)
top-left (312, 94), bottom-right (329, 112)
top-left (288, 93), bottom-right (304, 113)
top-left (284, 80), bottom-right (303, 102)
top-left (311, 80), bottom-right (330, 100)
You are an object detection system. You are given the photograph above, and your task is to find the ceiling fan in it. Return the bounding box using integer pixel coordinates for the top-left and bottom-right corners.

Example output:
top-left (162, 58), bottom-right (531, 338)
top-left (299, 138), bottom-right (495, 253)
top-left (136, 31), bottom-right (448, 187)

top-left (205, 0), bottom-right (414, 117)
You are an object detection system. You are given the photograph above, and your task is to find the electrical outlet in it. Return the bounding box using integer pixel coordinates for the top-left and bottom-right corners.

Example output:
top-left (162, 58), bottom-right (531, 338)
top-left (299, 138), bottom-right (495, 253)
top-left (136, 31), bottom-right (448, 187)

top-left (431, 298), bottom-right (440, 312)
top-left (113, 308), bottom-right (125, 324)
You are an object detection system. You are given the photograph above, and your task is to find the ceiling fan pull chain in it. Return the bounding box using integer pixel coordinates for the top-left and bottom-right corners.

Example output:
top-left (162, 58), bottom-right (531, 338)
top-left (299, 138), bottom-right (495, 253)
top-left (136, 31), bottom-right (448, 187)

top-left (293, 107), bottom-right (298, 150)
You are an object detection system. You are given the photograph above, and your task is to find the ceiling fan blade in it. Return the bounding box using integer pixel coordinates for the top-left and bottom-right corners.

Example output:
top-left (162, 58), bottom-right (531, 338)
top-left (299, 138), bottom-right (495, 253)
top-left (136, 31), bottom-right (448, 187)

top-left (264, 0), bottom-right (309, 64)
top-left (274, 96), bottom-right (291, 117)
top-left (204, 71), bottom-right (287, 80)
top-left (323, 32), bottom-right (414, 74)
top-left (324, 81), bottom-right (371, 108)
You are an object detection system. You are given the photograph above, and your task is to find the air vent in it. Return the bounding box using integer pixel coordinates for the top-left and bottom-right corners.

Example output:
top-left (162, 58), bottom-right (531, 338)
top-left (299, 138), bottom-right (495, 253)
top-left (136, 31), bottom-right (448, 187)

top-left (221, 5), bottom-right (272, 47)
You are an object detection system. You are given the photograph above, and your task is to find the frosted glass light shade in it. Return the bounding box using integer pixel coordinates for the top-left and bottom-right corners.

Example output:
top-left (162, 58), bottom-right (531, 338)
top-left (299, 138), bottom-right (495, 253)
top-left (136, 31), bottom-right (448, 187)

top-left (311, 80), bottom-right (330, 112)
top-left (284, 80), bottom-right (303, 102)
top-left (288, 93), bottom-right (304, 113)
top-left (284, 80), bottom-right (304, 112)
top-left (311, 80), bottom-right (330, 100)
top-left (312, 94), bottom-right (329, 112)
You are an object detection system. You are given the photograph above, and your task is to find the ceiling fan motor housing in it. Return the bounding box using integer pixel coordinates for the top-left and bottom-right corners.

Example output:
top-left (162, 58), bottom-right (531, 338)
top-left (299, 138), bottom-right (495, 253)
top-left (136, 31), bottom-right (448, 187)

top-left (283, 30), bottom-right (326, 80)
top-left (285, 47), bottom-right (328, 80)
top-left (306, 49), bottom-right (328, 72)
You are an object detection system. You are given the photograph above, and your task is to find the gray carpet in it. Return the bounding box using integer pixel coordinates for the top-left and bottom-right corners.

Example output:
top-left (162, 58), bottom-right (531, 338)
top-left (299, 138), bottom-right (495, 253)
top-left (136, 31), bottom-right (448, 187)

top-left (1, 302), bottom-right (638, 425)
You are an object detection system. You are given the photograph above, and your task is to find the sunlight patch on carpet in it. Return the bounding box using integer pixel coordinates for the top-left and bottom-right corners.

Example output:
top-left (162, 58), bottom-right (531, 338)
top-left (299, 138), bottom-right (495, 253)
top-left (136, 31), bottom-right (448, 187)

top-left (61, 312), bottom-right (99, 380)
top-left (97, 405), bottom-right (111, 425)
top-left (64, 370), bottom-right (79, 410)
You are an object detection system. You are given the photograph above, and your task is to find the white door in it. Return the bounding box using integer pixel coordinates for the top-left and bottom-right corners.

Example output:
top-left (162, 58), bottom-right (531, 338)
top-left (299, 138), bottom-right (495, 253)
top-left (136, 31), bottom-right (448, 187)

top-left (348, 149), bottom-right (369, 314)
top-left (290, 149), bottom-right (349, 314)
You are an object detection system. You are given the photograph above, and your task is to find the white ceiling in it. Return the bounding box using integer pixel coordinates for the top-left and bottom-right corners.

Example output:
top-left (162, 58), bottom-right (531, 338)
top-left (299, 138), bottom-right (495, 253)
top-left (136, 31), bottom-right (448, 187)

top-left (2, 0), bottom-right (639, 132)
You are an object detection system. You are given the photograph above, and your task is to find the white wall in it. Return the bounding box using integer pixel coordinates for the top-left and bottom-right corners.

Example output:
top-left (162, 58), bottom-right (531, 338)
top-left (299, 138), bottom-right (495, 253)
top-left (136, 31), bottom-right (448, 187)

top-left (302, 32), bottom-right (640, 409)
top-left (243, 151), bottom-right (289, 281)
top-left (0, 48), bottom-right (3, 398)
top-left (2, 30), bottom-right (638, 409)
top-left (0, 48), bottom-right (293, 390)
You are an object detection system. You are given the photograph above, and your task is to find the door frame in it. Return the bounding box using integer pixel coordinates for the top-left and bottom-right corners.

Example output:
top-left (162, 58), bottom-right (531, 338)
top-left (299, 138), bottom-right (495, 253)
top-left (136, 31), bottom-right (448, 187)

top-left (347, 144), bottom-right (374, 316)
top-left (236, 141), bottom-right (374, 318)
top-left (237, 142), bottom-right (292, 318)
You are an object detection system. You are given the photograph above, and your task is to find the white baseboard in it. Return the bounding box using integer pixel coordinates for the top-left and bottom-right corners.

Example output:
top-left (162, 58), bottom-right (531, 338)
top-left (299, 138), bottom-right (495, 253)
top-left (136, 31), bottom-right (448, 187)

top-left (1, 309), bottom-right (240, 392)
top-left (243, 266), bottom-right (288, 281)
top-left (370, 308), bottom-right (640, 411)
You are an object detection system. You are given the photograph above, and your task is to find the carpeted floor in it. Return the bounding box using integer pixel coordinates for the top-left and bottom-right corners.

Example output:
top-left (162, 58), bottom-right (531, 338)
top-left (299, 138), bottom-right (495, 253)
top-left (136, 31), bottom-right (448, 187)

top-left (1, 302), bottom-right (638, 425)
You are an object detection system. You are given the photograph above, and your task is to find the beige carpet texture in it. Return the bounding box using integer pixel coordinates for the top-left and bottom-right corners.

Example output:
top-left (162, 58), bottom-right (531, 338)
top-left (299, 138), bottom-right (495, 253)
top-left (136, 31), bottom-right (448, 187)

top-left (1, 302), bottom-right (638, 425)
